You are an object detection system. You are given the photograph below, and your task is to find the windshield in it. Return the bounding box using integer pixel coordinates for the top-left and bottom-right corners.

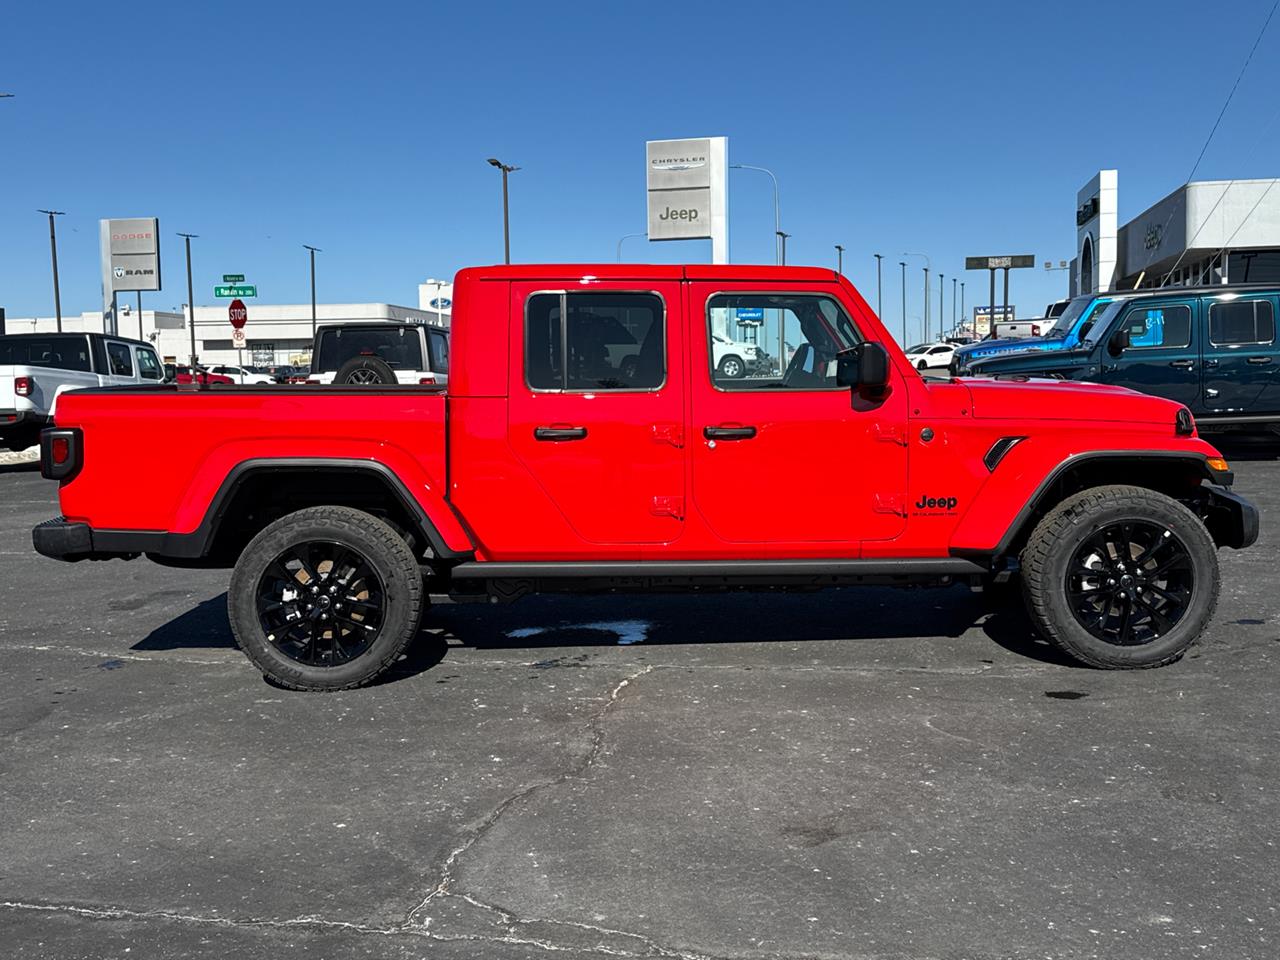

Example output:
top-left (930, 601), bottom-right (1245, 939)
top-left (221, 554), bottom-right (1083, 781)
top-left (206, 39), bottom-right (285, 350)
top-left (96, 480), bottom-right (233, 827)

top-left (1042, 298), bottom-right (1096, 338)
top-left (1079, 300), bottom-right (1126, 343)
top-left (315, 327), bottom-right (423, 373)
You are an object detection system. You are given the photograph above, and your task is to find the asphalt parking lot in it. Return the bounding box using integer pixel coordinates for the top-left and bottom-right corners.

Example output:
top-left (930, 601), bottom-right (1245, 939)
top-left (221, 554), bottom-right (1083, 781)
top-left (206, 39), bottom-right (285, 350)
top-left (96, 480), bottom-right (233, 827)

top-left (2, 445), bottom-right (1279, 960)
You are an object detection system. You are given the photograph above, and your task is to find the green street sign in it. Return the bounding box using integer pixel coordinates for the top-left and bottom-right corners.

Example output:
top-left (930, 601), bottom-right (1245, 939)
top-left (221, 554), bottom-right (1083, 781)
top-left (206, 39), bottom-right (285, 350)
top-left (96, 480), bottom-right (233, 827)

top-left (222, 273), bottom-right (245, 283)
top-left (215, 284), bottom-right (257, 298)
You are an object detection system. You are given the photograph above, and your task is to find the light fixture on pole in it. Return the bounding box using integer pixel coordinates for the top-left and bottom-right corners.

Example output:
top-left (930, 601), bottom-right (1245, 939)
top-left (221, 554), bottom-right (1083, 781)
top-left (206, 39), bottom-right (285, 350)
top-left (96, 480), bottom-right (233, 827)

top-left (303, 245), bottom-right (321, 339)
top-left (617, 232), bottom-right (646, 262)
top-left (776, 231), bottom-right (791, 266)
top-left (731, 164), bottom-right (781, 264)
top-left (37, 210), bottom-right (65, 332)
top-left (835, 244), bottom-right (845, 274)
top-left (486, 158), bottom-right (519, 264)
top-left (903, 252), bottom-right (930, 342)
top-left (177, 233), bottom-right (199, 369)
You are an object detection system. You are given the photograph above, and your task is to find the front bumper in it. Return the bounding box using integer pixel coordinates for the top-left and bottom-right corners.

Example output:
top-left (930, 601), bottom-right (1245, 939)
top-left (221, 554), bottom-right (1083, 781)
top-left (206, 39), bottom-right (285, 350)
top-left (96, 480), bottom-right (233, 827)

top-left (1202, 486), bottom-right (1259, 550)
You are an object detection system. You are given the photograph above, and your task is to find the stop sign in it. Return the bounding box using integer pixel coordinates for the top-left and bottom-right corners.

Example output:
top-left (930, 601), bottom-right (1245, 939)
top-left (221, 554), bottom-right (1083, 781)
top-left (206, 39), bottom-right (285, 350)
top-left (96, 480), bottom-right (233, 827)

top-left (228, 299), bottom-right (248, 329)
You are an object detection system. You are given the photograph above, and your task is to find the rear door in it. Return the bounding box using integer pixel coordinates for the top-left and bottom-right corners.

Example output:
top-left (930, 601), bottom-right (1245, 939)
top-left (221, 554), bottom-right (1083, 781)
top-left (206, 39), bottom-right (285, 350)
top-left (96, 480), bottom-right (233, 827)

top-left (1097, 297), bottom-right (1201, 408)
top-left (1200, 292), bottom-right (1278, 414)
top-left (506, 282), bottom-right (684, 544)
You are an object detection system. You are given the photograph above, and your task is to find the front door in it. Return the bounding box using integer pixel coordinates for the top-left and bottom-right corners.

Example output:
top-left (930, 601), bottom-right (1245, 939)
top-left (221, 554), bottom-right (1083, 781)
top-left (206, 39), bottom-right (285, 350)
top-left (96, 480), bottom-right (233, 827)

top-left (1097, 298), bottom-right (1201, 409)
top-left (1200, 292), bottom-right (1278, 415)
top-left (688, 284), bottom-right (908, 546)
top-left (506, 282), bottom-right (685, 545)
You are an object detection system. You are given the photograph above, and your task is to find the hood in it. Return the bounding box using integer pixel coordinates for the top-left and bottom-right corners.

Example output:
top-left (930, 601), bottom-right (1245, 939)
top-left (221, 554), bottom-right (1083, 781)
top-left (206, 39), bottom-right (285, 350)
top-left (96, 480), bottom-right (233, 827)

top-left (958, 377), bottom-right (1185, 425)
top-left (955, 335), bottom-right (1072, 363)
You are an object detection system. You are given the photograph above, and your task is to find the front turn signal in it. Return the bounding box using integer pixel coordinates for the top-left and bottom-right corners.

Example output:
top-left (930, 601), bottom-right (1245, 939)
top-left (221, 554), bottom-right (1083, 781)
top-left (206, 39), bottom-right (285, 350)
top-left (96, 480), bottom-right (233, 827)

top-left (1206, 457), bottom-right (1230, 474)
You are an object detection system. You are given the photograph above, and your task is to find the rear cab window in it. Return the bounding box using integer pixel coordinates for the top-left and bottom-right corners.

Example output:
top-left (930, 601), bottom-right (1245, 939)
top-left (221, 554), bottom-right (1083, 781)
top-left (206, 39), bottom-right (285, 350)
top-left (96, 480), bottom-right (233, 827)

top-left (315, 327), bottom-right (424, 373)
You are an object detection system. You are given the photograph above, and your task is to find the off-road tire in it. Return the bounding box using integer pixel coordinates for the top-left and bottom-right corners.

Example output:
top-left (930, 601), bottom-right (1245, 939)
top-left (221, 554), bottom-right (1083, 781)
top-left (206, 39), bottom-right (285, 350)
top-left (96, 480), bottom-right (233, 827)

top-left (717, 355), bottom-right (745, 379)
top-left (1020, 484), bottom-right (1219, 669)
top-left (334, 355), bottom-right (397, 385)
top-left (228, 506), bottom-right (423, 691)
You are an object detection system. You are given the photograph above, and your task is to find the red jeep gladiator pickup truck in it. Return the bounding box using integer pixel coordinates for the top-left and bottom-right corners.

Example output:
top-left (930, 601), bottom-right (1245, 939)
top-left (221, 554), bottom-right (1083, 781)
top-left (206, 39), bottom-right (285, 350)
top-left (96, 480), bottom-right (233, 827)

top-left (32, 265), bottom-right (1258, 690)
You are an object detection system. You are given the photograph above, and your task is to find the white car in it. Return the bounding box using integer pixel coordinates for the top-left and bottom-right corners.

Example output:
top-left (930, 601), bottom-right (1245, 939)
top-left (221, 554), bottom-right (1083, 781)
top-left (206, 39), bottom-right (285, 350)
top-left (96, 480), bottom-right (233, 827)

top-left (1, 332), bottom-right (164, 451)
top-left (904, 342), bottom-right (957, 371)
top-left (208, 364), bottom-right (276, 385)
top-left (309, 322), bottom-right (449, 386)
top-left (711, 333), bottom-right (764, 379)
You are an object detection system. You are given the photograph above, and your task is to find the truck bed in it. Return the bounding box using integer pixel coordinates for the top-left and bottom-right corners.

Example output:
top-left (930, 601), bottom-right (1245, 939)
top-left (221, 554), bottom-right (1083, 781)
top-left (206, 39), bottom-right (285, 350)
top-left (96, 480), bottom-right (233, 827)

top-left (52, 385), bottom-right (449, 538)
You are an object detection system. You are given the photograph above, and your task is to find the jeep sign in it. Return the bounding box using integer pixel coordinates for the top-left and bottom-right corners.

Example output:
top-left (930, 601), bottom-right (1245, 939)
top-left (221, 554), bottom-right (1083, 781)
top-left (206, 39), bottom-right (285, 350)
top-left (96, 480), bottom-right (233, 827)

top-left (645, 137), bottom-right (728, 262)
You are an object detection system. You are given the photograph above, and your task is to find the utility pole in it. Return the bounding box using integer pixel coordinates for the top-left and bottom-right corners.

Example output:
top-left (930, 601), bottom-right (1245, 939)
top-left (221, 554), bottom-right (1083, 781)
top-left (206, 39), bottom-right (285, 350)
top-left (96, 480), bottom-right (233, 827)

top-left (899, 261), bottom-right (907, 346)
top-left (137, 291), bottom-right (143, 340)
top-left (486, 158), bottom-right (519, 264)
top-left (835, 244), bottom-right (844, 274)
top-left (304, 245), bottom-right (321, 340)
top-left (178, 233), bottom-right (198, 369)
top-left (777, 231), bottom-right (791, 266)
top-left (38, 210), bottom-right (65, 332)
top-left (873, 253), bottom-right (883, 319)
top-left (1002, 266), bottom-right (1011, 327)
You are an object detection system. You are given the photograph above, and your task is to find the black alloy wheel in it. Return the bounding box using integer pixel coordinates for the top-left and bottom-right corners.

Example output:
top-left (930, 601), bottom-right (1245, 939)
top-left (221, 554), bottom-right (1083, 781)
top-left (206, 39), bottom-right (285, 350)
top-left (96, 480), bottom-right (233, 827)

top-left (256, 540), bottom-right (386, 666)
top-left (1065, 521), bottom-right (1194, 646)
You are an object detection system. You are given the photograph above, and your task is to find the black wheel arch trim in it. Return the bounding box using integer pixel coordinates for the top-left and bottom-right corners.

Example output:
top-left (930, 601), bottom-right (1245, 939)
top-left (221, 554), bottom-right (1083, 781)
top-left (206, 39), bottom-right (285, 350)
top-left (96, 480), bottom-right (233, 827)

top-left (34, 459), bottom-right (474, 564)
top-left (970, 450), bottom-right (1246, 560)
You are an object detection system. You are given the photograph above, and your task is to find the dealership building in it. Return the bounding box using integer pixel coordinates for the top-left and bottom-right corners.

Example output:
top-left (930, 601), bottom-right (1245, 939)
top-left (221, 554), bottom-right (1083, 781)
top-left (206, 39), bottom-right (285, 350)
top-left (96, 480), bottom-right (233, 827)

top-left (1074, 170), bottom-right (1280, 295)
top-left (4, 281), bottom-right (452, 367)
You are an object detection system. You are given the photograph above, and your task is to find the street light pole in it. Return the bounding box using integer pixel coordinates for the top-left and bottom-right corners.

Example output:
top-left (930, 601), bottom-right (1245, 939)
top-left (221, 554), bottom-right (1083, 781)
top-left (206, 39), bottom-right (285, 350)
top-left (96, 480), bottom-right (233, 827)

top-left (903, 252), bottom-right (931, 342)
top-left (177, 233), bottom-right (199, 369)
top-left (873, 253), bottom-right (883, 318)
top-left (38, 210), bottom-right (65, 332)
top-left (303, 245), bottom-right (321, 340)
top-left (835, 244), bottom-right (844, 274)
top-left (938, 273), bottom-right (945, 337)
top-left (486, 158), bottom-right (519, 264)
top-left (617, 232), bottom-right (646, 261)
top-left (776, 231), bottom-right (791, 266)
top-left (952, 277), bottom-right (958, 330)
top-left (899, 261), bottom-right (907, 346)
top-left (960, 281), bottom-right (965, 329)
top-left (731, 164), bottom-right (781, 264)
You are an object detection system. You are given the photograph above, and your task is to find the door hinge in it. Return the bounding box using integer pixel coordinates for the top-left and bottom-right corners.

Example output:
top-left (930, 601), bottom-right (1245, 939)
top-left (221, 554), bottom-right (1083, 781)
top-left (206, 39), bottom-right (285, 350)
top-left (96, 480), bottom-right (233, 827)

top-left (651, 495), bottom-right (685, 520)
top-left (873, 494), bottom-right (905, 517)
top-left (871, 422), bottom-right (907, 445)
top-left (652, 423), bottom-right (684, 448)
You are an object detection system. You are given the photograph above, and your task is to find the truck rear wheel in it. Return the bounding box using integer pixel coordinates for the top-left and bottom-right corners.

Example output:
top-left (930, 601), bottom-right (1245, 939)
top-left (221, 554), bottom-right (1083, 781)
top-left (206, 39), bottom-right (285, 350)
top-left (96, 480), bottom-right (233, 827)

top-left (1020, 485), bottom-right (1219, 669)
top-left (228, 506), bottom-right (423, 691)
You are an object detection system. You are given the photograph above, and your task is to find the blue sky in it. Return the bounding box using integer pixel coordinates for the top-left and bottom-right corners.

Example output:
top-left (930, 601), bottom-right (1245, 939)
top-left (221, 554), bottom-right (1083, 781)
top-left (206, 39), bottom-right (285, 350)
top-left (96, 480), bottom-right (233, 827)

top-left (3, 0), bottom-right (1279, 345)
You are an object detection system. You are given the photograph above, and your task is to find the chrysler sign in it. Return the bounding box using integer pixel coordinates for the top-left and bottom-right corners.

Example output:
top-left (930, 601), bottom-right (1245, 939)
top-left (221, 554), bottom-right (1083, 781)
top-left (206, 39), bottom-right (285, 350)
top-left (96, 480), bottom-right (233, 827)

top-left (645, 137), bottom-right (728, 261)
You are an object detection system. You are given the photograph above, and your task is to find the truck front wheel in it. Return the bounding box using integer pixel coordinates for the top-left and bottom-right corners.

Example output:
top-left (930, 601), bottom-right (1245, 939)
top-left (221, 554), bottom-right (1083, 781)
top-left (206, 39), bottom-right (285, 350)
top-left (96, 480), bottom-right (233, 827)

top-left (228, 506), bottom-right (424, 691)
top-left (1020, 485), bottom-right (1219, 669)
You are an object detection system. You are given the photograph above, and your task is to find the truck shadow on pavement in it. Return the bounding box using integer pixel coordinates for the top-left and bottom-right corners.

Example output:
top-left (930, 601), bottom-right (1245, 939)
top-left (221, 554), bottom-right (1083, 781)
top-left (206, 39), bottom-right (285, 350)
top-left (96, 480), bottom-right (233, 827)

top-left (129, 586), bottom-right (1081, 686)
top-left (0, 460), bottom-right (40, 474)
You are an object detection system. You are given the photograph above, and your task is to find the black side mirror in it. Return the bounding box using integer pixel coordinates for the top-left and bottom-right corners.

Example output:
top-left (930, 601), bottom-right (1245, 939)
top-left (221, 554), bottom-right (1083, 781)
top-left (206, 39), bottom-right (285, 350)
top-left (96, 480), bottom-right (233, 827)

top-left (1108, 328), bottom-right (1131, 357)
top-left (836, 342), bottom-right (891, 399)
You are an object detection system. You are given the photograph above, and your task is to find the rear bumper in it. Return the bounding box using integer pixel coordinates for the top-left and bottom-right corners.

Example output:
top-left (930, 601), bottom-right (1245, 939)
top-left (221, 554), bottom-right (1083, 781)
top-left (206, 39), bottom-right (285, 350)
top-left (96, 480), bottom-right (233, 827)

top-left (31, 516), bottom-right (147, 562)
top-left (1203, 486), bottom-right (1260, 550)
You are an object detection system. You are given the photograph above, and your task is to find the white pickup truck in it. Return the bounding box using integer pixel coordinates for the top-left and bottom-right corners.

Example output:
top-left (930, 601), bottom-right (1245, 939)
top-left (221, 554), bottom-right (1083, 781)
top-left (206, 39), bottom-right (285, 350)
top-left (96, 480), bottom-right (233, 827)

top-left (0, 332), bottom-right (164, 450)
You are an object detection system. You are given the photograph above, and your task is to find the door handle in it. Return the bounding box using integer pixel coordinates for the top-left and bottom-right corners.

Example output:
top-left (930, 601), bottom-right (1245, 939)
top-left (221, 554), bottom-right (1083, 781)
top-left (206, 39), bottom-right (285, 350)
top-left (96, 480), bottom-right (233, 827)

top-left (534, 426), bottom-right (588, 441)
top-left (1168, 360), bottom-right (1195, 369)
top-left (703, 425), bottom-right (757, 441)
top-left (1247, 356), bottom-right (1273, 365)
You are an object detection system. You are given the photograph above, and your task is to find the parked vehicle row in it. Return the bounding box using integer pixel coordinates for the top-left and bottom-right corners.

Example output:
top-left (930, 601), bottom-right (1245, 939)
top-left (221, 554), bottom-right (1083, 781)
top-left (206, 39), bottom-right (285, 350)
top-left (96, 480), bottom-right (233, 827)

top-left (952, 284), bottom-right (1280, 431)
top-left (33, 264), bottom-right (1256, 692)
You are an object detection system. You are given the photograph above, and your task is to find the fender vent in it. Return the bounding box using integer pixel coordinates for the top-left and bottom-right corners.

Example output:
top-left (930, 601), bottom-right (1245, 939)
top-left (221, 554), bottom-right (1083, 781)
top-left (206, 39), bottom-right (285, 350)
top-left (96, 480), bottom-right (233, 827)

top-left (1176, 407), bottom-right (1195, 436)
top-left (984, 436), bottom-right (1026, 472)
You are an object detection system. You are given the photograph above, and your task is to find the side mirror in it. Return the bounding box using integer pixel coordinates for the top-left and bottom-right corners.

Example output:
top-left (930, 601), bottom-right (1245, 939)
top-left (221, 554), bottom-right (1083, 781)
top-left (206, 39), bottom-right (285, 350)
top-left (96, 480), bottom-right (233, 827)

top-left (1108, 328), bottom-right (1131, 357)
top-left (836, 342), bottom-right (891, 399)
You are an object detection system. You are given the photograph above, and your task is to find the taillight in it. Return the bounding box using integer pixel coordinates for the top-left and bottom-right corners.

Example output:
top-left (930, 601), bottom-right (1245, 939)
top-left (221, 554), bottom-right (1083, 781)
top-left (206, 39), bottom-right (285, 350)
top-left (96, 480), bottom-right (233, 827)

top-left (15, 376), bottom-right (33, 397)
top-left (418, 376), bottom-right (436, 385)
top-left (1031, 324), bottom-right (1041, 337)
top-left (40, 427), bottom-right (82, 482)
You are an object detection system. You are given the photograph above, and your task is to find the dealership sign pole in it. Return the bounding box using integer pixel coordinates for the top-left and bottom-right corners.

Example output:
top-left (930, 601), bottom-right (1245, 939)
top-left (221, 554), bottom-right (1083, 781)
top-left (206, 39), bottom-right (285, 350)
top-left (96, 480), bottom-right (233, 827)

top-left (646, 137), bottom-right (728, 264)
top-left (965, 255), bottom-right (1034, 334)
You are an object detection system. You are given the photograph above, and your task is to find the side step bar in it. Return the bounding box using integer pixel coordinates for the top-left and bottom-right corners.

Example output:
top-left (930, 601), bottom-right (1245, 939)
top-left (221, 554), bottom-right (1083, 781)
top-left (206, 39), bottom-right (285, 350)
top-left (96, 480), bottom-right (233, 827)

top-left (448, 558), bottom-right (987, 580)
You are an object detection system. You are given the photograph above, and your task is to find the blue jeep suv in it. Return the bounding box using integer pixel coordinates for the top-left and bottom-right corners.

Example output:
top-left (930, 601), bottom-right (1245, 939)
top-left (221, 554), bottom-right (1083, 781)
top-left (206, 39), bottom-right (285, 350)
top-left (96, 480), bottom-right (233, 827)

top-left (951, 284), bottom-right (1280, 431)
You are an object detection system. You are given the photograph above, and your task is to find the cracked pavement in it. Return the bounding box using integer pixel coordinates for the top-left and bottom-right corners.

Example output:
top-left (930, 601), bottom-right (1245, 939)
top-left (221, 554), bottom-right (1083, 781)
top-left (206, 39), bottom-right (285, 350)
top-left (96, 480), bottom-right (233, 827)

top-left (2, 442), bottom-right (1279, 959)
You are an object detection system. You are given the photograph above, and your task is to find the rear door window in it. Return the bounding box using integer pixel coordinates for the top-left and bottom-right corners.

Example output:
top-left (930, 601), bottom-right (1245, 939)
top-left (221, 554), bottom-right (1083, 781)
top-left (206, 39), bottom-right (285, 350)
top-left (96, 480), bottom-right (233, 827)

top-left (317, 327), bottom-right (424, 372)
top-left (526, 292), bottom-right (664, 390)
top-left (106, 342), bottom-right (135, 376)
top-left (0, 335), bottom-right (93, 372)
top-left (1209, 298), bottom-right (1275, 345)
top-left (428, 330), bottom-right (449, 373)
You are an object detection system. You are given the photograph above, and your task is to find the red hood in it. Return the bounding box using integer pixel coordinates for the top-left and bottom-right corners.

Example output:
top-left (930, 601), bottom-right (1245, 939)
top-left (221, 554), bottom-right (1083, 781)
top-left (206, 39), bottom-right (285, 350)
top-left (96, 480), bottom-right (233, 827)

top-left (956, 377), bottom-right (1184, 425)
